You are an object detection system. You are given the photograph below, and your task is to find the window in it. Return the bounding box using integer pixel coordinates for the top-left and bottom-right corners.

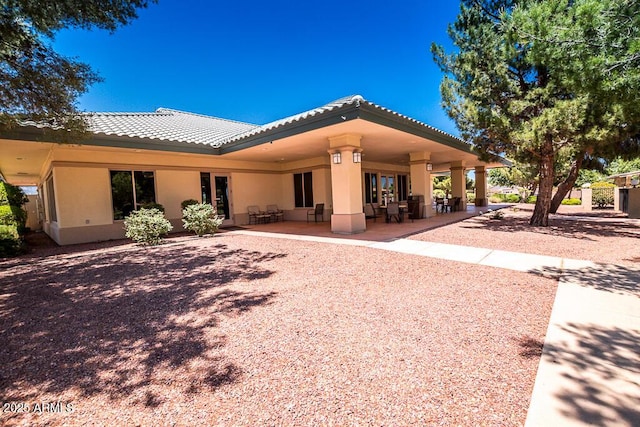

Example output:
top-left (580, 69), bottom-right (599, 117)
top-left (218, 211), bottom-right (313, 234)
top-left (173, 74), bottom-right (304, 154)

top-left (294, 172), bottom-right (313, 208)
top-left (45, 175), bottom-right (57, 222)
top-left (364, 172), bottom-right (378, 204)
top-left (397, 174), bottom-right (408, 201)
top-left (381, 175), bottom-right (395, 205)
top-left (110, 170), bottom-right (156, 220)
top-left (200, 172), bottom-right (212, 204)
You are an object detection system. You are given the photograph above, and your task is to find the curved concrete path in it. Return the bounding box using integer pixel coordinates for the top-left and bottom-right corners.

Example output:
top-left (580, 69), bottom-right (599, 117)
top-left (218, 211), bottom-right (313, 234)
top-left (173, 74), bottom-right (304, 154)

top-left (231, 229), bottom-right (640, 426)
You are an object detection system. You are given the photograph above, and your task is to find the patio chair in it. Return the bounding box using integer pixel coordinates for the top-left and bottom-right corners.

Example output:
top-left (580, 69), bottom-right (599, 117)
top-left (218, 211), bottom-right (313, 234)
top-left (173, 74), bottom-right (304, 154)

top-left (364, 203), bottom-right (382, 222)
top-left (307, 203), bottom-right (324, 222)
top-left (266, 204), bottom-right (284, 222)
top-left (248, 205), bottom-right (270, 224)
top-left (385, 202), bottom-right (401, 223)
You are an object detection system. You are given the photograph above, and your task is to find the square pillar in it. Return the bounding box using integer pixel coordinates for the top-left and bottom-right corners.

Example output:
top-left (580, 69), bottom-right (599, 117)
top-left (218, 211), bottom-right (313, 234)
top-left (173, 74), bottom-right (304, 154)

top-left (329, 134), bottom-right (366, 234)
top-left (475, 166), bottom-right (488, 207)
top-left (409, 152), bottom-right (433, 217)
top-left (450, 161), bottom-right (467, 211)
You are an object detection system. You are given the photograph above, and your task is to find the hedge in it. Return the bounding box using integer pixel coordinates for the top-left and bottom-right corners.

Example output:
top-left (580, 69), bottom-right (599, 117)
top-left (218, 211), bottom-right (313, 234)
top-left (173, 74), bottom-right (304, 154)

top-left (0, 204), bottom-right (27, 231)
top-left (0, 224), bottom-right (22, 257)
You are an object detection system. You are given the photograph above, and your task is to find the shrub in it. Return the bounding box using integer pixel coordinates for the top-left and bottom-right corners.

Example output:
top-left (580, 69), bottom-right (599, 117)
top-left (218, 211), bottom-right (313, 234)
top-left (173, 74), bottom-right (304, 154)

top-left (433, 189), bottom-right (446, 199)
top-left (561, 198), bottom-right (582, 205)
top-left (140, 202), bottom-right (165, 213)
top-left (182, 203), bottom-right (224, 237)
top-left (526, 195), bottom-right (537, 204)
top-left (0, 205), bottom-right (27, 231)
top-left (0, 182), bottom-right (28, 207)
top-left (181, 199), bottom-right (199, 210)
top-left (124, 208), bottom-right (173, 245)
top-left (466, 192), bottom-right (475, 203)
top-left (0, 225), bottom-right (22, 257)
top-left (591, 181), bottom-right (615, 208)
top-left (489, 193), bottom-right (520, 203)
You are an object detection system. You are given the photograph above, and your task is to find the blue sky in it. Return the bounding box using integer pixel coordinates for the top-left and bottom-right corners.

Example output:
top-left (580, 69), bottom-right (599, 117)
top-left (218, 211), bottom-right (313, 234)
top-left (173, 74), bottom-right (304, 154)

top-left (53, 0), bottom-right (461, 135)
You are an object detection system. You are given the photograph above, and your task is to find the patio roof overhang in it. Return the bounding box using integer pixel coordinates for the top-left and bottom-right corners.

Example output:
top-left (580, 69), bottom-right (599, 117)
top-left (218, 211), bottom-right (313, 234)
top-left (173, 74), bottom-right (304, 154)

top-left (217, 97), bottom-right (509, 171)
top-left (0, 95), bottom-right (509, 185)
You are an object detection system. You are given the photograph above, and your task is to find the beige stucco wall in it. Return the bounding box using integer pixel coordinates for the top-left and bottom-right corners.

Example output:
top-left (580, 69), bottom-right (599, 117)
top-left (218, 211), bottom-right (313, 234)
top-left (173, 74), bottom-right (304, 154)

top-left (54, 166), bottom-right (113, 228)
top-left (24, 195), bottom-right (41, 230)
top-left (231, 172), bottom-right (284, 218)
top-left (156, 170), bottom-right (201, 220)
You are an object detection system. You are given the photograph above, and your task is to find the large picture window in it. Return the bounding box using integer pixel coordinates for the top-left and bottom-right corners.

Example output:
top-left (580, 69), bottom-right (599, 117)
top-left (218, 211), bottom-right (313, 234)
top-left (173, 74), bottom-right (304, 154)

top-left (110, 170), bottom-right (156, 220)
top-left (293, 172), bottom-right (313, 208)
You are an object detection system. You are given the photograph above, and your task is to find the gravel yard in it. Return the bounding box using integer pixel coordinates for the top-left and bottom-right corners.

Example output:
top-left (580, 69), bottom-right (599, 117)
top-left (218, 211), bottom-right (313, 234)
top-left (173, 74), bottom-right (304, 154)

top-left (0, 216), bottom-right (586, 426)
top-left (410, 206), bottom-right (640, 266)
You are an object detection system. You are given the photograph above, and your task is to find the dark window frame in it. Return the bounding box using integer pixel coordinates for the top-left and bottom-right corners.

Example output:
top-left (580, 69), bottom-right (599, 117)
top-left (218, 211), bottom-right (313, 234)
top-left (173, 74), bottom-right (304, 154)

top-left (293, 171), bottom-right (314, 208)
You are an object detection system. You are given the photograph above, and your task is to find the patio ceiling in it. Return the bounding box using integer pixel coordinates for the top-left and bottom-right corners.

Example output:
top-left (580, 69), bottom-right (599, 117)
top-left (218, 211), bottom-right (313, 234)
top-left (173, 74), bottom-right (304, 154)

top-left (0, 138), bottom-right (54, 185)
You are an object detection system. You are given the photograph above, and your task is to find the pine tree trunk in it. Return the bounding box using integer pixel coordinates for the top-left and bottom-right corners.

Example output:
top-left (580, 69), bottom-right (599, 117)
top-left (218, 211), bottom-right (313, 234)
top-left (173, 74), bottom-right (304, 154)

top-left (550, 153), bottom-right (584, 213)
top-left (530, 139), bottom-right (554, 226)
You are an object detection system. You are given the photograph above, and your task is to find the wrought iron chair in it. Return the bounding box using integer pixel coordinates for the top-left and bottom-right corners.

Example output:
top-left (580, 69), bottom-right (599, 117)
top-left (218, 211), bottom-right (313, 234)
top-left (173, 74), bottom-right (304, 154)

top-left (307, 203), bottom-right (324, 222)
top-left (266, 204), bottom-right (284, 222)
top-left (248, 205), bottom-right (270, 224)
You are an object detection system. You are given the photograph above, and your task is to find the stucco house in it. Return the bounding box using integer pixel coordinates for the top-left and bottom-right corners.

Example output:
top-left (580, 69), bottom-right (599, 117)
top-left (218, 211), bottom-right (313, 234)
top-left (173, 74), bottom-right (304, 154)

top-left (1, 95), bottom-right (505, 245)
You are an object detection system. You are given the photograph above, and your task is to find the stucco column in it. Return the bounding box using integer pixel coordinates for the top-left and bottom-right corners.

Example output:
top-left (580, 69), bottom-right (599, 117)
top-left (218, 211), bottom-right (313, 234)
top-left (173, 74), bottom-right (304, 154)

top-left (450, 161), bottom-right (467, 211)
top-left (409, 152), bottom-right (433, 217)
top-left (474, 166), bottom-right (488, 207)
top-left (328, 134), bottom-right (366, 234)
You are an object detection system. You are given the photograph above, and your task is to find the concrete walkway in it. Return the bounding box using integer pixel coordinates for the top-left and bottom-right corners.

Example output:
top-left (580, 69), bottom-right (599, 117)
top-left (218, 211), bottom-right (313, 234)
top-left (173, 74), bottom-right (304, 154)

top-left (230, 229), bottom-right (640, 426)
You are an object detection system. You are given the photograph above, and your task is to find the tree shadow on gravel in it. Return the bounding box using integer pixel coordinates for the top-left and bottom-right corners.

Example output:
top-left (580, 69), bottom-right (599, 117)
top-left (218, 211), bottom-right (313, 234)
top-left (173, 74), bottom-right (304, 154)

top-left (542, 323), bottom-right (640, 426)
top-left (459, 214), bottom-right (640, 242)
top-left (0, 242), bottom-right (284, 405)
top-left (530, 264), bottom-right (640, 297)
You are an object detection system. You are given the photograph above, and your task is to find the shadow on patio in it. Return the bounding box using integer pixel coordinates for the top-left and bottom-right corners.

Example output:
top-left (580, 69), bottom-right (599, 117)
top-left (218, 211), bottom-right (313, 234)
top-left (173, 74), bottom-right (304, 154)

top-left (0, 242), bottom-right (284, 405)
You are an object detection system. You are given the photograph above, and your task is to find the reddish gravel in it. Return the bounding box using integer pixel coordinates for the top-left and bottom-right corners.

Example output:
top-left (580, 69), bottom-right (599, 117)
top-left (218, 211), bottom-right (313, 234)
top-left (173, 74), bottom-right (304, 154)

top-left (410, 206), bottom-right (640, 266)
top-left (1, 229), bottom-right (556, 426)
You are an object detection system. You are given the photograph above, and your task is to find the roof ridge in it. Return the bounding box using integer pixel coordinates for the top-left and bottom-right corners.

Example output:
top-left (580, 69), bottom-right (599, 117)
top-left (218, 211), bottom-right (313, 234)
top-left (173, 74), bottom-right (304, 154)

top-left (156, 107), bottom-right (258, 127)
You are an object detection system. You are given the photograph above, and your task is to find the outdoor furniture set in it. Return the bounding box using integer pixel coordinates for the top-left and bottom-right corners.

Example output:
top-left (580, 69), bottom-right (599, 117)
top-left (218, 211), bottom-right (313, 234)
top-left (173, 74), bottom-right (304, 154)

top-left (248, 205), bottom-right (284, 224)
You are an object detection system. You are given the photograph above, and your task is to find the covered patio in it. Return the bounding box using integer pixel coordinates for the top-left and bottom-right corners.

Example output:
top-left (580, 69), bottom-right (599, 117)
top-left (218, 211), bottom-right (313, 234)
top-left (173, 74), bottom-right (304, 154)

top-left (237, 204), bottom-right (506, 242)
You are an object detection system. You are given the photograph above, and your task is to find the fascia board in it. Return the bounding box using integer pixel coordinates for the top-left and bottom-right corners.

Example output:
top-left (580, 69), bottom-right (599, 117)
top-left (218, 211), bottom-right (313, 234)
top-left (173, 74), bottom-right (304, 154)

top-left (218, 104), bottom-right (361, 155)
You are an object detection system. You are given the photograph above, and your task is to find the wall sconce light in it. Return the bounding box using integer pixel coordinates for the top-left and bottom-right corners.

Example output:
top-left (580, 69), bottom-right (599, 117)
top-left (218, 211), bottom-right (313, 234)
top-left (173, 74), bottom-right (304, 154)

top-left (427, 163), bottom-right (433, 171)
top-left (353, 151), bottom-right (362, 163)
top-left (332, 152), bottom-right (342, 164)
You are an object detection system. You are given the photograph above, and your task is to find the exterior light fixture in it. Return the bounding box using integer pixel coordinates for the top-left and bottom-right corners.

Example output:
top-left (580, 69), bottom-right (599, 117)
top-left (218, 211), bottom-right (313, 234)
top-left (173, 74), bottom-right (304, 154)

top-left (353, 151), bottom-right (362, 163)
top-left (427, 163), bottom-right (433, 171)
top-left (332, 152), bottom-right (342, 164)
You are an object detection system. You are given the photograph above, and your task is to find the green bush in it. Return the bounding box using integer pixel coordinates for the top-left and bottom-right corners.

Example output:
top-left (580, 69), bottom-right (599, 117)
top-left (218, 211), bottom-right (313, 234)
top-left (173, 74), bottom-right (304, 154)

top-left (561, 198), bottom-right (582, 205)
top-left (433, 189), bottom-right (446, 199)
top-left (140, 202), bottom-right (165, 213)
top-left (0, 182), bottom-right (28, 207)
top-left (181, 199), bottom-right (199, 210)
top-left (490, 193), bottom-right (521, 203)
top-left (466, 192), bottom-right (475, 203)
top-left (0, 205), bottom-right (27, 231)
top-left (591, 181), bottom-right (615, 208)
top-left (526, 195), bottom-right (537, 204)
top-left (182, 203), bottom-right (224, 237)
top-left (0, 225), bottom-right (22, 257)
top-left (124, 208), bottom-right (173, 245)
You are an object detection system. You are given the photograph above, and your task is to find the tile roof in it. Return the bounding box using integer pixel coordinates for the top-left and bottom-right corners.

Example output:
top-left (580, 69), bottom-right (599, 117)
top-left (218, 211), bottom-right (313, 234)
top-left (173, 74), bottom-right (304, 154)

top-left (75, 95), bottom-right (467, 150)
top-left (86, 108), bottom-right (258, 147)
top-left (220, 95), bottom-right (466, 148)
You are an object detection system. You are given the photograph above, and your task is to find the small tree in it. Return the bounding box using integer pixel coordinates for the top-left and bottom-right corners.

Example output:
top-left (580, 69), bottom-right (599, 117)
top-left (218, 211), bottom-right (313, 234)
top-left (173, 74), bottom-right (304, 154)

top-left (124, 208), bottom-right (172, 245)
top-left (182, 203), bottom-right (223, 237)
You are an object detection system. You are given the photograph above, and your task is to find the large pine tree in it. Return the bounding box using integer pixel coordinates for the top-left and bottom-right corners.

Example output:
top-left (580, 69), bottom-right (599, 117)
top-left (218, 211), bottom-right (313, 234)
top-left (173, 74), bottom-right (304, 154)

top-left (432, 0), bottom-right (640, 226)
top-left (0, 0), bottom-right (156, 137)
